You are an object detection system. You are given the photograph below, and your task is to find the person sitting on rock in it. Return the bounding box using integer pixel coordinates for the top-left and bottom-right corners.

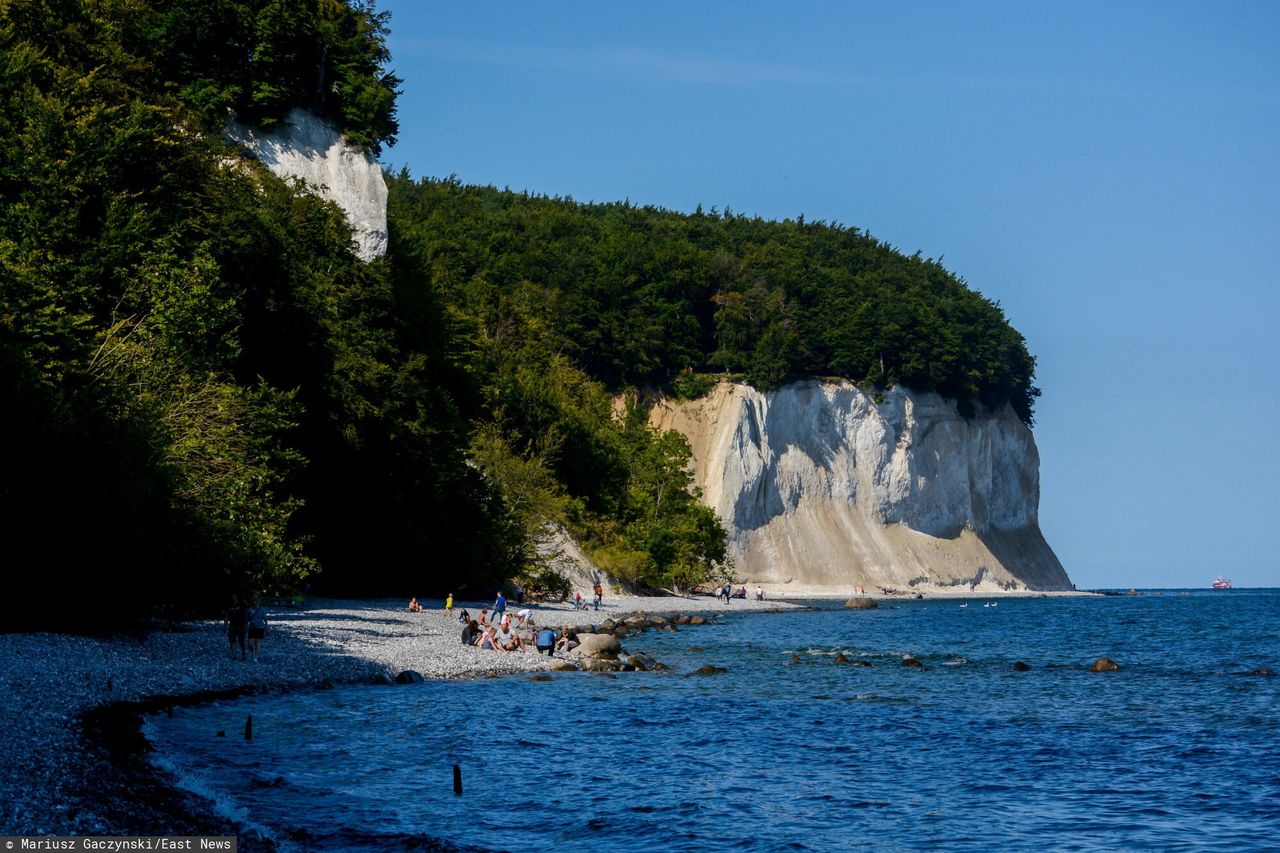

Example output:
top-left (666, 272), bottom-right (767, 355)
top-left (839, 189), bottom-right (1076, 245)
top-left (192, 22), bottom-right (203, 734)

top-left (555, 626), bottom-right (579, 654)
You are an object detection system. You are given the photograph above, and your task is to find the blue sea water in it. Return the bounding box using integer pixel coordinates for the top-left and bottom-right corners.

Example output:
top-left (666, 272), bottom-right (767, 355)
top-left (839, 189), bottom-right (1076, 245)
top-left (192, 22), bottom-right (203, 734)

top-left (146, 590), bottom-right (1280, 851)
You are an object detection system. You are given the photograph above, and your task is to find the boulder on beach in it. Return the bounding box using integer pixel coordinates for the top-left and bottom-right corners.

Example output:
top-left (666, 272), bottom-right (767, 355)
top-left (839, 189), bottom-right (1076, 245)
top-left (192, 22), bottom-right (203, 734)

top-left (845, 597), bottom-right (878, 609)
top-left (394, 670), bottom-right (424, 684)
top-left (1090, 657), bottom-right (1120, 672)
top-left (569, 633), bottom-right (622, 658)
top-left (549, 660), bottom-right (578, 672)
top-left (688, 615), bottom-right (707, 625)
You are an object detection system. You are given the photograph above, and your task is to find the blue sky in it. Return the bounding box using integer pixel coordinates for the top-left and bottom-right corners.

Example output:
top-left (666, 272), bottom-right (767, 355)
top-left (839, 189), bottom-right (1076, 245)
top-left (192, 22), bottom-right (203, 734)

top-left (376, 1), bottom-right (1279, 589)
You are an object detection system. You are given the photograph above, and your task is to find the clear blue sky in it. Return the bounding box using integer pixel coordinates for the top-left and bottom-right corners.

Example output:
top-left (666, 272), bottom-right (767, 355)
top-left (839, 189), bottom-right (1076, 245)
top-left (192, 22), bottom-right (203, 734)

top-left (376, 1), bottom-right (1279, 589)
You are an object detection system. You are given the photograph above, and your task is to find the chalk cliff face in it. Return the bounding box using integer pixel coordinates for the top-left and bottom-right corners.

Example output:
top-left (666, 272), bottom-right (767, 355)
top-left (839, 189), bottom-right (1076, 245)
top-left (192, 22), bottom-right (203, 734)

top-left (226, 108), bottom-right (388, 261)
top-left (651, 381), bottom-right (1072, 592)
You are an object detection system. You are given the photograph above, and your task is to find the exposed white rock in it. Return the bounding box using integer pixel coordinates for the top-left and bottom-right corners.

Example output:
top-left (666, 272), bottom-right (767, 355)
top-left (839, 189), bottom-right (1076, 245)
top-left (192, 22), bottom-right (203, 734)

top-left (651, 380), bottom-right (1072, 593)
top-left (226, 108), bottom-right (388, 261)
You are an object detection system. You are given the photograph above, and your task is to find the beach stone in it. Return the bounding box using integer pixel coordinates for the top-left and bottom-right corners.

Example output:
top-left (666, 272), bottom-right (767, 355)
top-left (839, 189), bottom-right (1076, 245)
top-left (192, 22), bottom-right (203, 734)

top-left (688, 615), bottom-right (706, 625)
top-left (627, 654), bottom-right (656, 671)
top-left (691, 664), bottom-right (727, 676)
top-left (528, 674), bottom-right (552, 682)
top-left (569, 633), bottom-right (622, 658)
top-left (650, 616), bottom-right (670, 626)
top-left (580, 657), bottom-right (621, 672)
top-left (676, 615), bottom-right (692, 624)
top-left (1012, 661), bottom-right (1032, 672)
top-left (1090, 657), bottom-right (1120, 672)
top-left (844, 597), bottom-right (878, 609)
top-left (900, 658), bottom-right (924, 668)
top-left (549, 660), bottom-right (578, 672)
top-left (601, 619), bottom-right (618, 631)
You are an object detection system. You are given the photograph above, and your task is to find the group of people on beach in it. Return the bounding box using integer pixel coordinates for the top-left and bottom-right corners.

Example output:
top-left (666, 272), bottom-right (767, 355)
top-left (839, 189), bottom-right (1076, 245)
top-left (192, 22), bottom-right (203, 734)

top-left (224, 594), bottom-right (269, 662)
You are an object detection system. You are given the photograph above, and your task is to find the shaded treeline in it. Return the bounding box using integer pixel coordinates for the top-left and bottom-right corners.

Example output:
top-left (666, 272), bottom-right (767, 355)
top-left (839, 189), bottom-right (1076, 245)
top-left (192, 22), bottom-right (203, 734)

top-left (1, 0), bottom-right (1039, 633)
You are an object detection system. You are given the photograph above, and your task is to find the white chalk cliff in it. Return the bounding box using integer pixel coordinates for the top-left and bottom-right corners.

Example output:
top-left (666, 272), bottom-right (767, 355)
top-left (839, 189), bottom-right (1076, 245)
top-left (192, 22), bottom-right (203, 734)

top-left (651, 380), bottom-right (1072, 593)
top-left (226, 108), bottom-right (388, 261)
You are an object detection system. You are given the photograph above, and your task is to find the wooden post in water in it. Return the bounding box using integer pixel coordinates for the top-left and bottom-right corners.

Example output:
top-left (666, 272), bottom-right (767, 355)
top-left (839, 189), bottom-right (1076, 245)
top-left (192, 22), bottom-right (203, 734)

top-left (245, 714), bottom-right (253, 740)
top-left (453, 764), bottom-right (462, 795)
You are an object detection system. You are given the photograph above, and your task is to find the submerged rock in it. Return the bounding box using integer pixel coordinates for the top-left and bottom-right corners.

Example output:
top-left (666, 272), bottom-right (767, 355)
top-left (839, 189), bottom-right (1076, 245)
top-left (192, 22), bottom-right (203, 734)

top-left (900, 658), bottom-right (924, 668)
top-left (692, 664), bottom-right (727, 676)
top-left (1090, 657), bottom-right (1120, 672)
top-left (1012, 661), bottom-right (1032, 672)
top-left (845, 597), bottom-right (878, 609)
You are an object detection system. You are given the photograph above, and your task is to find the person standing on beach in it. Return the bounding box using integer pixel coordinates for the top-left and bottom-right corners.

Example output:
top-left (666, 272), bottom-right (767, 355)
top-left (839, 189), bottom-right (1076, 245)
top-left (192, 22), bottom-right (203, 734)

top-left (226, 594), bottom-right (246, 660)
top-left (445, 593), bottom-right (454, 614)
top-left (593, 583), bottom-right (603, 611)
top-left (493, 591), bottom-right (506, 621)
top-left (245, 598), bottom-right (268, 662)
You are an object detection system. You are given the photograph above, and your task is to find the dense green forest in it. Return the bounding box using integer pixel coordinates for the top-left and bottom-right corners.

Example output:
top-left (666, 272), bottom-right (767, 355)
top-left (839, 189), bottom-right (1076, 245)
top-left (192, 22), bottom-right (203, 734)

top-left (1, 0), bottom-right (1040, 633)
top-left (389, 177), bottom-right (1040, 423)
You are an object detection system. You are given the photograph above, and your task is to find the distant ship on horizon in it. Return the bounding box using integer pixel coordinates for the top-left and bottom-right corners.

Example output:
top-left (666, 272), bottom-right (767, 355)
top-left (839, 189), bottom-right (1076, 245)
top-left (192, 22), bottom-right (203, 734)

top-left (1212, 576), bottom-right (1233, 590)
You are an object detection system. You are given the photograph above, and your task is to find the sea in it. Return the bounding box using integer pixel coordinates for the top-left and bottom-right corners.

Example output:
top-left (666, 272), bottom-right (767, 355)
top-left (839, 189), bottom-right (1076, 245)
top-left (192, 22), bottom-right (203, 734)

top-left (144, 590), bottom-right (1279, 852)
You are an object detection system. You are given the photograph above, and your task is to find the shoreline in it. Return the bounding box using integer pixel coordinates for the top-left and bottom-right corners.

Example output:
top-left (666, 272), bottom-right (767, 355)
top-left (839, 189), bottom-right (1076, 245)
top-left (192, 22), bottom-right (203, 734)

top-left (0, 594), bottom-right (798, 843)
top-left (0, 587), bottom-right (1092, 843)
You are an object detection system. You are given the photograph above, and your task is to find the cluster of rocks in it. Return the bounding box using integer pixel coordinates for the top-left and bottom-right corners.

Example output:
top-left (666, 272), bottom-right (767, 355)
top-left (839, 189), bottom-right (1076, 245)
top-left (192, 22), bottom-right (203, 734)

top-left (543, 612), bottom-right (714, 673)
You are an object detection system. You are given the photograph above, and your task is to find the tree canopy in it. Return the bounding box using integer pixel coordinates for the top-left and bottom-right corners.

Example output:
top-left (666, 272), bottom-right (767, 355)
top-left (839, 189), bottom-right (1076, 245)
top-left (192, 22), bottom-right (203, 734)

top-left (387, 177), bottom-right (1041, 423)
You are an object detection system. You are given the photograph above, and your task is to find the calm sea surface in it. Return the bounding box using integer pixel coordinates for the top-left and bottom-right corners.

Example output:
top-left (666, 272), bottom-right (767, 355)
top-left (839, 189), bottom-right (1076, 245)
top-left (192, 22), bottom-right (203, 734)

top-left (146, 590), bottom-right (1280, 851)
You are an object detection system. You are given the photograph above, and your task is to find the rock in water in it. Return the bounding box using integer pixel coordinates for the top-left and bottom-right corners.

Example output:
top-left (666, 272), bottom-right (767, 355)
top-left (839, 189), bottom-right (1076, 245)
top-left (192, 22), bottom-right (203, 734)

top-left (1090, 657), bottom-right (1119, 672)
top-left (833, 653), bottom-right (849, 663)
top-left (901, 658), bottom-right (924, 668)
top-left (394, 670), bottom-right (424, 684)
top-left (692, 665), bottom-right (727, 676)
top-left (1012, 661), bottom-right (1032, 672)
top-left (845, 597), bottom-right (878, 609)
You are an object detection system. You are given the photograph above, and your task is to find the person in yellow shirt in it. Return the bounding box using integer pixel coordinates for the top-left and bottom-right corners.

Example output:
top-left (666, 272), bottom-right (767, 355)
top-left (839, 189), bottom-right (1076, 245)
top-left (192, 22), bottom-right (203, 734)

top-left (445, 593), bottom-right (454, 614)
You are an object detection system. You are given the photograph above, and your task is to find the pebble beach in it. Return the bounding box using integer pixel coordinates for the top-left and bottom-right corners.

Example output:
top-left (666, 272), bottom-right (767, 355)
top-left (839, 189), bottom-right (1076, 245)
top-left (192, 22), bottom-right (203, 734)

top-left (0, 594), bottom-right (800, 839)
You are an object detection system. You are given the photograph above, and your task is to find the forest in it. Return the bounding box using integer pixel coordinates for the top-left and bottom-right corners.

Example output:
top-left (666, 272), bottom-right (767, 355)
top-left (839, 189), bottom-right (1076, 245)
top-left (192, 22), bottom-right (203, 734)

top-left (1, 0), bottom-right (1040, 632)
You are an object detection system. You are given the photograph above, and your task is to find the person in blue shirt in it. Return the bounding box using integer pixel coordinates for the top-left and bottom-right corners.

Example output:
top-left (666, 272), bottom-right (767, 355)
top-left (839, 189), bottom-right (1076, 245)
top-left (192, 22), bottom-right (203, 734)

top-left (535, 627), bottom-right (557, 655)
top-left (493, 591), bottom-right (506, 621)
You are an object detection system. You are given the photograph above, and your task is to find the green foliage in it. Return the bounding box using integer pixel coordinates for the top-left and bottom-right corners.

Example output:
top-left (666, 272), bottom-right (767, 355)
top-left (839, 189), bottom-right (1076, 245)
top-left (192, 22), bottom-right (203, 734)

top-left (386, 176), bottom-right (1042, 423)
top-left (0, 0), bottom-right (515, 631)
